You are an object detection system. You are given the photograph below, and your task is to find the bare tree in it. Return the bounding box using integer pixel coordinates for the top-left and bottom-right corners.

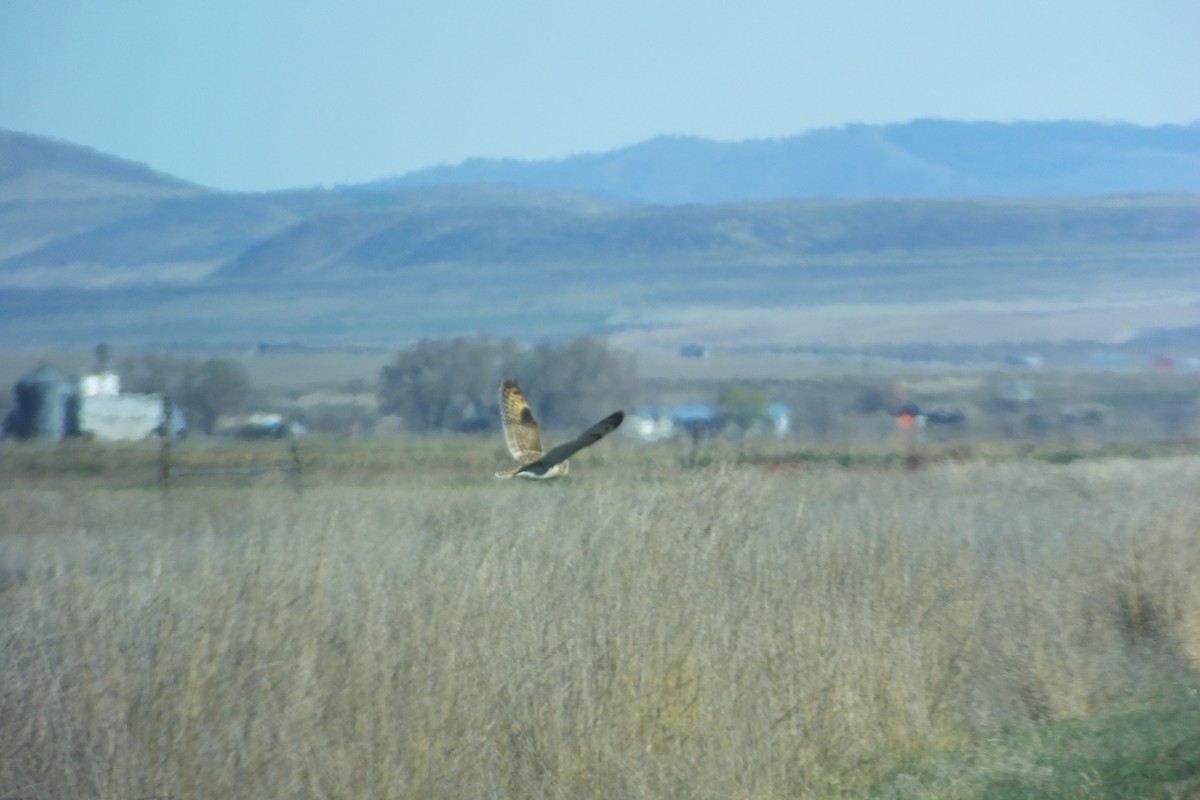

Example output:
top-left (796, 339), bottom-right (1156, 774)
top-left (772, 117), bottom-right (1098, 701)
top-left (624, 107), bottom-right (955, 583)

top-left (185, 359), bottom-right (252, 434)
top-left (378, 335), bottom-right (636, 433)
top-left (379, 336), bottom-right (519, 432)
top-left (514, 336), bottom-right (637, 430)
top-left (118, 354), bottom-right (251, 434)
top-left (119, 353), bottom-right (194, 396)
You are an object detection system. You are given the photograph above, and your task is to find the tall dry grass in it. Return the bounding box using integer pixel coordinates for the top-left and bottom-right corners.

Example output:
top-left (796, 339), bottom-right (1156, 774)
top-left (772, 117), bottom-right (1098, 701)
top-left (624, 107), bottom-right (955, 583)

top-left (2, 454), bottom-right (1198, 798)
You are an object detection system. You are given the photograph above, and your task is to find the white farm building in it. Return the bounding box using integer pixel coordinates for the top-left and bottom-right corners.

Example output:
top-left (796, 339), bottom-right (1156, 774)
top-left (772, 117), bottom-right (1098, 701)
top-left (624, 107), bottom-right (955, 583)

top-left (3, 366), bottom-right (185, 441)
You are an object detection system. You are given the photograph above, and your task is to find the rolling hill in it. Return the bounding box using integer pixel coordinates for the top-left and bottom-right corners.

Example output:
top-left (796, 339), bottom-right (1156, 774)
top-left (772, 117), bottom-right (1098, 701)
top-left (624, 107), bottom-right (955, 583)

top-left (370, 120), bottom-right (1200, 203)
top-left (1, 123), bottom-right (1198, 350)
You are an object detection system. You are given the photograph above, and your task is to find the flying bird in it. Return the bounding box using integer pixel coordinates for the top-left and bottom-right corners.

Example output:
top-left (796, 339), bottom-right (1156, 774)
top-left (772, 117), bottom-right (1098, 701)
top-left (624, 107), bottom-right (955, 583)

top-left (495, 379), bottom-right (623, 479)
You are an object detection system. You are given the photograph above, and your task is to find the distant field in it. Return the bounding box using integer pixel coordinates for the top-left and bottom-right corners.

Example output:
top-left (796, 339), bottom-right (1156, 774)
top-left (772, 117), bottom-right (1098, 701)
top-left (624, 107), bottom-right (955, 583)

top-left (2, 440), bottom-right (1198, 798)
top-left (610, 292), bottom-right (1200, 354)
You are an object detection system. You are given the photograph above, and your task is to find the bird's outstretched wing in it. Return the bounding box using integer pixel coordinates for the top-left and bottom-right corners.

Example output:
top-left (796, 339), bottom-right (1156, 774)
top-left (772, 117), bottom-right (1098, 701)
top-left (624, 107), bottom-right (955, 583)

top-left (513, 410), bottom-right (624, 477)
top-left (499, 379), bottom-right (543, 462)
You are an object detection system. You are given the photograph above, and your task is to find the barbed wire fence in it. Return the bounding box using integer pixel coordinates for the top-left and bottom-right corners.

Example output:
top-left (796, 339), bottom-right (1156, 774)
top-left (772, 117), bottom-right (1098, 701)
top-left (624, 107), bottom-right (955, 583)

top-left (157, 398), bottom-right (304, 494)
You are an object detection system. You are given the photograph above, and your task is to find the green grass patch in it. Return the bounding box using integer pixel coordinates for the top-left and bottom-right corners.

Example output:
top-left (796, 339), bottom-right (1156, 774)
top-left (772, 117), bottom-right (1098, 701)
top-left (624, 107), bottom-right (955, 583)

top-left (859, 685), bottom-right (1200, 799)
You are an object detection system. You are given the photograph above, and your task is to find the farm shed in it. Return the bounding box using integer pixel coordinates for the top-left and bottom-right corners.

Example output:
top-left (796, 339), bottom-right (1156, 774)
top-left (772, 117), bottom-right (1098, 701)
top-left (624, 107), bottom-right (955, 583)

top-left (79, 394), bottom-right (187, 441)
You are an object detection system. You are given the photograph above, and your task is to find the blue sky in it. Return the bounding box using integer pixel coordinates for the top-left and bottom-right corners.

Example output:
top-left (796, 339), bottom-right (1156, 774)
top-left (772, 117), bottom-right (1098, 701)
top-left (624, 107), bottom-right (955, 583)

top-left (2, 1), bottom-right (1196, 192)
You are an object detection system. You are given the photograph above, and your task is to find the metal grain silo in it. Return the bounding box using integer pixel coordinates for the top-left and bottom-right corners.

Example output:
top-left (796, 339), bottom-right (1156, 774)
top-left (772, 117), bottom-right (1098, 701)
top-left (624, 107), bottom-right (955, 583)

top-left (11, 365), bottom-right (80, 440)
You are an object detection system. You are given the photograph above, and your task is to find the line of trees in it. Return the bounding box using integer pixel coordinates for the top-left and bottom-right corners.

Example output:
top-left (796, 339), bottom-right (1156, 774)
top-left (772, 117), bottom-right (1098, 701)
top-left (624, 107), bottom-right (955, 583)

top-left (105, 335), bottom-right (635, 437)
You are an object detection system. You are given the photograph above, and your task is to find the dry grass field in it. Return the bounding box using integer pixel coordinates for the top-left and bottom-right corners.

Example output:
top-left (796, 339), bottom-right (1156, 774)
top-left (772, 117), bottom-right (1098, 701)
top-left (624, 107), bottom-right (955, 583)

top-left (2, 440), bottom-right (1199, 798)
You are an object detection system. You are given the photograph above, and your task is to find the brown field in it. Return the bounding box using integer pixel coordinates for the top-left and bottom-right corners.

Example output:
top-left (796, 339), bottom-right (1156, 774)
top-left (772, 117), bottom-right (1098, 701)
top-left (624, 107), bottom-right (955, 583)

top-left (2, 438), bottom-right (1199, 798)
top-left (608, 294), bottom-right (1200, 354)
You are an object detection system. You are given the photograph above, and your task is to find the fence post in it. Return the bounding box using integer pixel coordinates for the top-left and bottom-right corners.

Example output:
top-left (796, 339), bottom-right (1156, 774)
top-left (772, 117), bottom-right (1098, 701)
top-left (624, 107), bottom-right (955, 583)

top-left (159, 397), bottom-right (172, 492)
top-left (289, 428), bottom-right (304, 494)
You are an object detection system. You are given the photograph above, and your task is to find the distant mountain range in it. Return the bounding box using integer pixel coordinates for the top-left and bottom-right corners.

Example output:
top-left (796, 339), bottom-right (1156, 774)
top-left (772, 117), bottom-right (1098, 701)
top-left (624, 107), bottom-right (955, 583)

top-left (1, 122), bottom-right (1198, 348)
top-left (370, 120), bottom-right (1200, 203)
